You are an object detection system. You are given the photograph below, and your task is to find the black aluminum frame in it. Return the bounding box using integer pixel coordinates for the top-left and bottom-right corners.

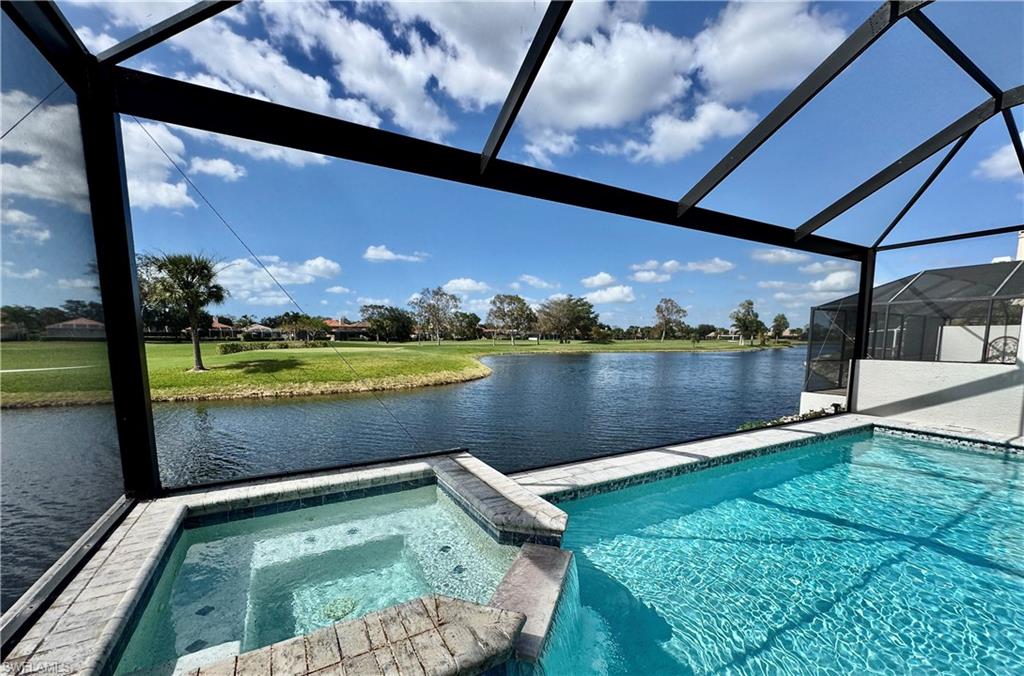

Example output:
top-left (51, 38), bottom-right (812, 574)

top-left (1, 0), bottom-right (1021, 652)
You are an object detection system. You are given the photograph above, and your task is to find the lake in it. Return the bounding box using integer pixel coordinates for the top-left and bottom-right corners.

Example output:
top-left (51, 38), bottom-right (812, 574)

top-left (153, 348), bottom-right (807, 486)
top-left (1, 348), bottom-right (807, 610)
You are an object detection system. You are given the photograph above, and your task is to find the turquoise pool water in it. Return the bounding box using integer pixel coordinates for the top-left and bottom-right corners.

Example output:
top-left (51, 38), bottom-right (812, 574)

top-left (537, 431), bottom-right (1024, 675)
top-left (116, 485), bottom-right (516, 674)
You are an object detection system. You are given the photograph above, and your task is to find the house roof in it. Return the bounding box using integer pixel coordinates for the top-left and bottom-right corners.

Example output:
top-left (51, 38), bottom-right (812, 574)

top-left (45, 317), bottom-right (105, 329)
top-left (243, 323), bottom-right (275, 331)
top-left (210, 317), bottom-right (233, 329)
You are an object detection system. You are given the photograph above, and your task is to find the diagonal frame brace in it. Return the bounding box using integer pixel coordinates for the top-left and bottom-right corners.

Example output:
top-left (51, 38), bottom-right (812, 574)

top-left (871, 127), bottom-right (976, 248)
top-left (676, 0), bottom-right (930, 217)
top-left (480, 0), bottom-right (572, 173)
top-left (796, 85), bottom-right (1024, 241)
top-left (96, 1), bottom-right (240, 65)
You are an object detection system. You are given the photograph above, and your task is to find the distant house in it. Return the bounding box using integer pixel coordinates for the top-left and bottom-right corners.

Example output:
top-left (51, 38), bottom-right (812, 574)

top-left (707, 328), bottom-right (740, 341)
top-left (45, 317), bottom-right (106, 339)
top-left (0, 322), bottom-right (27, 340)
top-left (782, 328), bottom-right (803, 339)
top-left (242, 323), bottom-right (280, 339)
top-left (209, 317), bottom-right (237, 338)
top-left (325, 319), bottom-right (370, 340)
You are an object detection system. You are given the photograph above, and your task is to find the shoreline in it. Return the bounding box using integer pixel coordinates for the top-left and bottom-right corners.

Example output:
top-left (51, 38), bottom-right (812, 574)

top-left (2, 343), bottom-right (794, 409)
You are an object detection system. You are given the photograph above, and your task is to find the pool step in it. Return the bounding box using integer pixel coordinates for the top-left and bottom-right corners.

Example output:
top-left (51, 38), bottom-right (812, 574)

top-left (192, 595), bottom-right (525, 676)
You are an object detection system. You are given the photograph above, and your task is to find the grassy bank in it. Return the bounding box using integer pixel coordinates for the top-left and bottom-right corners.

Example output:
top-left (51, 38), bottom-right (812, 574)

top-left (1, 338), bottom-right (798, 407)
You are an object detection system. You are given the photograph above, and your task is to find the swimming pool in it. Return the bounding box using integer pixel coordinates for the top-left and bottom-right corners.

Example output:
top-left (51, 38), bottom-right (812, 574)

top-left (115, 484), bottom-right (517, 674)
top-left (536, 430), bottom-right (1024, 674)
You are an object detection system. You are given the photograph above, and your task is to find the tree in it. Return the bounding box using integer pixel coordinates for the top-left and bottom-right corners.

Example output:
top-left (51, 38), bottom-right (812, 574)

top-left (409, 287), bottom-right (460, 345)
top-left (730, 299), bottom-right (760, 346)
top-left (771, 313), bottom-right (790, 342)
top-left (281, 314), bottom-right (327, 343)
top-left (142, 253), bottom-right (226, 371)
top-left (536, 295), bottom-right (598, 343)
top-left (360, 305), bottom-right (414, 342)
top-left (61, 300), bottom-right (104, 322)
top-left (654, 297), bottom-right (688, 341)
top-left (695, 323), bottom-right (717, 342)
top-left (452, 312), bottom-right (482, 340)
top-left (487, 294), bottom-right (536, 345)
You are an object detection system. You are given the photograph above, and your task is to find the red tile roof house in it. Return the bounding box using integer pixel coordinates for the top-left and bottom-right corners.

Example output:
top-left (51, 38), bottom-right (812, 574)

top-left (209, 317), bottom-right (237, 338)
top-left (44, 317), bottom-right (106, 339)
top-left (324, 319), bottom-right (370, 340)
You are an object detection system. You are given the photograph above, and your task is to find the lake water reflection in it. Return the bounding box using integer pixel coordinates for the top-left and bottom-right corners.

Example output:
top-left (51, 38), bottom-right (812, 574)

top-left (153, 348), bottom-right (808, 487)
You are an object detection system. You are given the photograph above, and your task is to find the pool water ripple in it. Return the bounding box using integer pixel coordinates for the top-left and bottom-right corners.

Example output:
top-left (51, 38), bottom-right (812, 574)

top-left (541, 431), bottom-right (1024, 675)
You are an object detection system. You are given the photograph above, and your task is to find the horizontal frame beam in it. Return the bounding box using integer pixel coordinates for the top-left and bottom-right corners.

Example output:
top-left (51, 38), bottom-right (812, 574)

top-left (676, 0), bottom-right (929, 217)
top-left (876, 223), bottom-right (1023, 251)
top-left (110, 67), bottom-right (867, 260)
top-left (480, 0), bottom-right (571, 173)
top-left (97, 1), bottom-right (241, 65)
top-left (796, 85), bottom-right (1024, 241)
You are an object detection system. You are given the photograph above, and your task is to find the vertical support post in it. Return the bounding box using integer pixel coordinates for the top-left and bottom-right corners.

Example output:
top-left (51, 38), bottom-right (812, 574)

top-left (77, 60), bottom-right (162, 499)
top-left (981, 300), bottom-right (994, 363)
top-left (846, 249), bottom-right (876, 411)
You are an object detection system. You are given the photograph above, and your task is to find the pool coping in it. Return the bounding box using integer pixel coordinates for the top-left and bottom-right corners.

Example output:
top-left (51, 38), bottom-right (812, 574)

top-left (2, 453), bottom-right (567, 676)
top-left (510, 413), bottom-right (1023, 503)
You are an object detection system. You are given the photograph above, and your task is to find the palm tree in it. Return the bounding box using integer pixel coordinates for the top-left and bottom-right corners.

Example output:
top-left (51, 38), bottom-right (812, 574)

top-left (145, 253), bottom-right (226, 371)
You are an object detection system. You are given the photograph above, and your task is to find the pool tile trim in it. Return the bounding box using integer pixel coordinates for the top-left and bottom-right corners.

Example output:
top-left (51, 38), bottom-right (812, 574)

top-left (512, 414), bottom-right (879, 502)
top-left (511, 414), bottom-right (1023, 503)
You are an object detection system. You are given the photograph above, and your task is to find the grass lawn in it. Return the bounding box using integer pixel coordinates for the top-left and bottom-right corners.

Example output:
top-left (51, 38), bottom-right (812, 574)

top-left (1, 338), bottom-right (798, 406)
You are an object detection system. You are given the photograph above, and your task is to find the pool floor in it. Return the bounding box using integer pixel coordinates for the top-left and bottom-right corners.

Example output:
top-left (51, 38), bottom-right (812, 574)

top-left (542, 431), bottom-right (1024, 674)
top-left (116, 485), bottom-right (517, 674)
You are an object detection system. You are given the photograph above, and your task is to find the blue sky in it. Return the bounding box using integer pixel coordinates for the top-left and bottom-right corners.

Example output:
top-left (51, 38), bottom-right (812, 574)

top-left (3, 1), bottom-right (1022, 328)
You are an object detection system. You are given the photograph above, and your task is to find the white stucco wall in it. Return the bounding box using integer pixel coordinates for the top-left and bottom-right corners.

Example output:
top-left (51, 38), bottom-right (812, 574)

top-left (851, 360), bottom-right (1024, 436)
top-left (938, 324), bottom-right (1020, 362)
top-left (799, 391), bottom-right (847, 415)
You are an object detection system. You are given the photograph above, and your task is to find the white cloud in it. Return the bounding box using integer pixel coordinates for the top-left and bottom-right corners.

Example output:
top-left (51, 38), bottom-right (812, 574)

top-left (216, 255), bottom-right (341, 305)
top-left (680, 257), bottom-right (735, 274)
top-left (523, 129), bottom-right (576, 167)
top-left (620, 102), bottom-right (757, 164)
top-left (464, 296), bottom-right (495, 314)
top-left (992, 256), bottom-right (1013, 263)
top-left (974, 132), bottom-right (1024, 181)
top-left (546, 293), bottom-right (569, 302)
top-left (326, 285), bottom-right (352, 294)
top-left (406, 292), bottom-right (422, 304)
top-left (580, 272), bottom-right (616, 288)
top-left (808, 270), bottom-right (857, 292)
top-left (320, 299), bottom-right (329, 305)
top-left (798, 259), bottom-right (855, 274)
top-left (168, 14), bottom-right (381, 128)
top-left (188, 157), bottom-right (247, 182)
top-left (363, 245), bottom-right (427, 263)
top-left (630, 259), bottom-right (660, 271)
top-left (57, 277), bottom-right (95, 289)
top-left (751, 248), bottom-right (810, 264)
top-left (584, 284), bottom-right (636, 304)
top-left (443, 278), bottom-right (490, 295)
top-left (1, 91), bottom-right (90, 213)
top-left (357, 296), bottom-right (391, 306)
top-left (523, 21), bottom-right (693, 134)
top-left (757, 280), bottom-right (794, 290)
top-left (76, 26), bottom-right (118, 53)
top-left (1, 261), bottom-right (44, 279)
top-left (518, 274), bottom-right (558, 289)
top-left (693, 1), bottom-right (845, 102)
top-left (630, 270), bottom-right (671, 283)
top-left (177, 124), bottom-right (327, 167)
top-left (1, 206), bottom-right (51, 244)
top-left (119, 120), bottom-right (197, 210)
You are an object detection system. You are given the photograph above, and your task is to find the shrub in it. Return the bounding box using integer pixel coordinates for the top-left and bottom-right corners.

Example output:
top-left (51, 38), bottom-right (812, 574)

top-left (217, 342), bottom-right (289, 354)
